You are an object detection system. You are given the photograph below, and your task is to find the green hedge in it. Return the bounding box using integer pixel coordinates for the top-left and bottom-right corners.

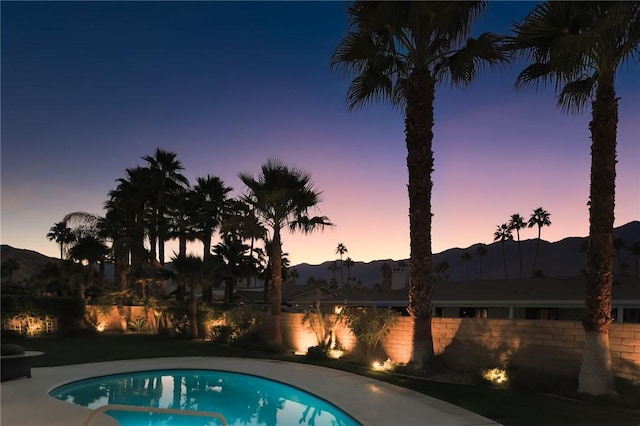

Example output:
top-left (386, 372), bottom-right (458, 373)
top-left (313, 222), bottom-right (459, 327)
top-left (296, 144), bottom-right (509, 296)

top-left (1, 295), bottom-right (85, 331)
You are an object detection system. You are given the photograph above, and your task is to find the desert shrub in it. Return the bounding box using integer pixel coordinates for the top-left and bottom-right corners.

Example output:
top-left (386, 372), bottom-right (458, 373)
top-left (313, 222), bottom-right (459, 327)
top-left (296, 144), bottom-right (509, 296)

top-left (127, 317), bottom-right (149, 332)
top-left (209, 325), bottom-right (234, 344)
top-left (172, 313), bottom-right (191, 338)
top-left (225, 305), bottom-right (258, 339)
top-left (344, 307), bottom-right (399, 360)
top-left (306, 345), bottom-right (329, 359)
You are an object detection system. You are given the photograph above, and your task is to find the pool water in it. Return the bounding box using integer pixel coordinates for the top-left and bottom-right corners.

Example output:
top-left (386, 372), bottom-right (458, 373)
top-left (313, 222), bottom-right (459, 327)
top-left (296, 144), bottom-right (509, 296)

top-left (50, 369), bottom-right (361, 426)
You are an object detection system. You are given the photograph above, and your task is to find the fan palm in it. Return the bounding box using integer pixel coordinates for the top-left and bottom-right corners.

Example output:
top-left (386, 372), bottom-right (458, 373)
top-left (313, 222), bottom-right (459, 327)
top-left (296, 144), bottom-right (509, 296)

top-left (142, 148), bottom-right (189, 265)
top-left (460, 251), bottom-right (472, 280)
top-left (68, 236), bottom-right (110, 296)
top-left (476, 245), bottom-right (487, 279)
top-left (508, 213), bottom-right (527, 278)
top-left (527, 207), bottom-right (551, 276)
top-left (335, 243), bottom-right (348, 289)
top-left (190, 175), bottom-right (233, 260)
top-left (508, 1), bottom-right (640, 396)
top-left (331, 0), bottom-right (506, 370)
top-left (493, 223), bottom-right (513, 279)
top-left (47, 221), bottom-right (76, 261)
top-left (239, 159), bottom-right (332, 344)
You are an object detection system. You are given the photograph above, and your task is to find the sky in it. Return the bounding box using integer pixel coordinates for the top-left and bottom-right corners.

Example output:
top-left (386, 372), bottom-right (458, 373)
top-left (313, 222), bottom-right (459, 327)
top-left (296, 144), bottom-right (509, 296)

top-left (1, 1), bottom-right (639, 267)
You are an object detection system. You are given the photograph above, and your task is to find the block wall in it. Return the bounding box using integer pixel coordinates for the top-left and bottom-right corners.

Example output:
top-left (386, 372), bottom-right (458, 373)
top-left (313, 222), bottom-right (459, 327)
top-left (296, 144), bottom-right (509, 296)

top-left (279, 313), bottom-right (640, 382)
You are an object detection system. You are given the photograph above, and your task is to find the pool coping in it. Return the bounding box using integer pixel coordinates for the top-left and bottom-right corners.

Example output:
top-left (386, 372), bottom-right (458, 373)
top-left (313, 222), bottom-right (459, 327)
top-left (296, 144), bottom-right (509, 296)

top-left (0, 357), bottom-right (501, 426)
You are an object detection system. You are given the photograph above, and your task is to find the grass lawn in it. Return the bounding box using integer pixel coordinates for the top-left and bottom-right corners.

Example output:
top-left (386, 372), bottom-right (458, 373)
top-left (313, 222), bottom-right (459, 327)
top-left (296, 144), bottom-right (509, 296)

top-left (3, 333), bottom-right (639, 426)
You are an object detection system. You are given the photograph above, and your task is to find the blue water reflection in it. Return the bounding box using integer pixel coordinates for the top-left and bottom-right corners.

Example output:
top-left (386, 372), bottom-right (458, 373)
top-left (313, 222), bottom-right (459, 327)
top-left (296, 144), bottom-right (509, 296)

top-left (50, 369), bottom-right (361, 426)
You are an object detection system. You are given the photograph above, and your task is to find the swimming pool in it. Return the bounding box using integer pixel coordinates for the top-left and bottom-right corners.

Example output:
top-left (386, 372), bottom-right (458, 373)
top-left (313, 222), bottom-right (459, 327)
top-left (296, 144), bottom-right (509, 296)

top-left (50, 369), bottom-right (361, 426)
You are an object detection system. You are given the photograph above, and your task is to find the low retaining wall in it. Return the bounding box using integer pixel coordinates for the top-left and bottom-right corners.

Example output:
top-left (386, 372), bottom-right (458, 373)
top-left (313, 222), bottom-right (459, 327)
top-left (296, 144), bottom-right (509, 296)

top-left (5, 306), bottom-right (637, 381)
top-left (280, 313), bottom-right (640, 382)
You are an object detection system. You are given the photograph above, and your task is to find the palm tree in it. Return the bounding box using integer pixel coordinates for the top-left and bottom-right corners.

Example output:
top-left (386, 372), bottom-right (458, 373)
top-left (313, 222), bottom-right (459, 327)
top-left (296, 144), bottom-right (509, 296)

top-left (328, 261), bottom-right (339, 286)
top-left (476, 245), bottom-right (487, 280)
top-left (494, 223), bottom-right (513, 279)
top-left (613, 237), bottom-right (626, 274)
top-left (190, 176), bottom-right (232, 261)
top-left (344, 257), bottom-right (355, 284)
top-left (508, 1), bottom-right (640, 396)
top-left (104, 168), bottom-right (153, 292)
top-left (142, 148), bottom-right (189, 265)
top-left (460, 252), bottom-right (472, 280)
top-left (47, 221), bottom-right (75, 261)
top-left (508, 213), bottom-right (527, 278)
top-left (1, 258), bottom-right (20, 281)
top-left (171, 254), bottom-right (206, 339)
top-left (239, 159), bottom-right (332, 345)
top-left (527, 207), bottom-right (551, 276)
top-left (331, 1), bottom-right (505, 370)
top-left (213, 233), bottom-right (254, 305)
top-left (335, 243), bottom-right (348, 289)
top-left (68, 236), bottom-right (110, 297)
top-left (628, 241), bottom-right (640, 278)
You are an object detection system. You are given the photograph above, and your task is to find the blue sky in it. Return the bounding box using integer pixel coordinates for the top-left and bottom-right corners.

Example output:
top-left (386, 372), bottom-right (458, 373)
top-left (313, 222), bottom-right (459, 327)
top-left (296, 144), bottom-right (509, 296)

top-left (2, 1), bottom-right (638, 266)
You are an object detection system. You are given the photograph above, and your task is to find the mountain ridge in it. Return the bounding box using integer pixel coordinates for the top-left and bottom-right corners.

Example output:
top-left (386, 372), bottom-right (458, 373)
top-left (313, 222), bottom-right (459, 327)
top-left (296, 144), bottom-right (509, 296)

top-left (2, 221), bottom-right (639, 286)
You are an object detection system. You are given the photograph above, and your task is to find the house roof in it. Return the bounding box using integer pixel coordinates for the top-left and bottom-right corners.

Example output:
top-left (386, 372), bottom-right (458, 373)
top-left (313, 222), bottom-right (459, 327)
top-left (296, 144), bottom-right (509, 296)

top-left (320, 275), bottom-right (640, 308)
top-left (234, 283), bottom-right (338, 304)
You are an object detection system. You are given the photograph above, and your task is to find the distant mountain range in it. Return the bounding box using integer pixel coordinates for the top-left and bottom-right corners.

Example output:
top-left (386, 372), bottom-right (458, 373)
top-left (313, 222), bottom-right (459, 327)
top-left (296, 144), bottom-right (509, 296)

top-left (292, 221), bottom-right (640, 287)
top-left (2, 221), bottom-right (639, 286)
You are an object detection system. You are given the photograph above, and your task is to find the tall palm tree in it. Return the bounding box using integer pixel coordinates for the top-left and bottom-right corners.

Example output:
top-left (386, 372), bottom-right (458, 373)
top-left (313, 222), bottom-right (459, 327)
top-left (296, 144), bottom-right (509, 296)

top-left (331, 1), bottom-right (505, 370)
top-left (494, 223), bottom-right (513, 279)
top-left (344, 257), bottom-right (355, 284)
top-left (628, 241), bottom-right (640, 278)
top-left (508, 213), bottom-right (527, 278)
top-left (104, 167), bottom-right (152, 292)
top-left (527, 207), bottom-right (551, 276)
top-left (613, 237), bottom-right (625, 274)
top-left (239, 159), bottom-right (332, 345)
top-left (190, 175), bottom-right (232, 261)
top-left (1, 258), bottom-right (20, 281)
top-left (213, 233), bottom-right (254, 305)
top-left (460, 252), bottom-right (472, 280)
top-left (47, 221), bottom-right (75, 261)
top-left (335, 243), bottom-right (348, 289)
top-left (142, 148), bottom-right (189, 265)
top-left (170, 254), bottom-right (206, 339)
top-left (508, 1), bottom-right (640, 396)
top-left (68, 236), bottom-right (110, 296)
top-left (476, 245), bottom-right (487, 280)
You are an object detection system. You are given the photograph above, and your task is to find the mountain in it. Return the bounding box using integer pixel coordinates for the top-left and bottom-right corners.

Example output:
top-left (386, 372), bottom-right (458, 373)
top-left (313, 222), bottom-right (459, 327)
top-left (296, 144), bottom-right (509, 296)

top-left (2, 221), bottom-right (638, 286)
top-left (1, 245), bottom-right (61, 282)
top-left (292, 221), bottom-right (640, 286)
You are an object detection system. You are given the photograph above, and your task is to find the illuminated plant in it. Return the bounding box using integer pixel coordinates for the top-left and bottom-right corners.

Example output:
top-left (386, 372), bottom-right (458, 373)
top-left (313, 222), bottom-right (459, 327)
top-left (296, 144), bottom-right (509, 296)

top-left (345, 307), bottom-right (399, 361)
top-left (302, 299), bottom-right (346, 354)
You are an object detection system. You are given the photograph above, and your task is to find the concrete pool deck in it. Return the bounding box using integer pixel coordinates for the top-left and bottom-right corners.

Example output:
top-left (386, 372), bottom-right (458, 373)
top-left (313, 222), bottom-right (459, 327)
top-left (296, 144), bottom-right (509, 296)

top-left (0, 357), bottom-right (501, 426)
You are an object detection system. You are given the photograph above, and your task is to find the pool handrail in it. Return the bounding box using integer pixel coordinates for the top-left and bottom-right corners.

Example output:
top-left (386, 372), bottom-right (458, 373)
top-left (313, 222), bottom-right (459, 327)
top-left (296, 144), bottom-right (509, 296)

top-left (83, 404), bottom-right (228, 426)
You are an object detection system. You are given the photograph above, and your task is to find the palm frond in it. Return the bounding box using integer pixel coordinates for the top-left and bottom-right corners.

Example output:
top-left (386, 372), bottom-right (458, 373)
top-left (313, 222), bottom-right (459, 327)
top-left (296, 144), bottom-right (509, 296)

top-left (557, 75), bottom-right (597, 114)
top-left (438, 32), bottom-right (507, 86)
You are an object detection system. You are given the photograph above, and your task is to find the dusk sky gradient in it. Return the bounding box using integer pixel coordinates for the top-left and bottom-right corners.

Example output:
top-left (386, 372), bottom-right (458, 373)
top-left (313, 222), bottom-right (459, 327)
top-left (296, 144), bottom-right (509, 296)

top-left (2, 1), bottom-right (639, 266)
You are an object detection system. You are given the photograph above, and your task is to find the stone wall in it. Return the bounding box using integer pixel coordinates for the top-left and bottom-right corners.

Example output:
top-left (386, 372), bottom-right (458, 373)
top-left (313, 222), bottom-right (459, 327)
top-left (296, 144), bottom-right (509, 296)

top-left (280, 313), bottom-right (640, 382)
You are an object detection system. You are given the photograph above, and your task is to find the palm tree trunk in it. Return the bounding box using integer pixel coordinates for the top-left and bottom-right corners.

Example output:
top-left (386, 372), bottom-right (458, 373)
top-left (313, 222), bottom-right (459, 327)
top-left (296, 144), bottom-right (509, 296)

top-left (189, 285), bottom-right (198, 339)
top-left (405, 68), bottom-right (436, 371)
top-left (579, 75), bottom-right (617, 397)
top-left (517, 231), bottom-right (522, 278)
top-left (179, 235), bottom-right (187, 257)
top-left (502, 241), bottom-right (508, 279)
top-left (269, 228), bottom-right (283, 345)
top-left (532, 228), bottom-right (541, 275)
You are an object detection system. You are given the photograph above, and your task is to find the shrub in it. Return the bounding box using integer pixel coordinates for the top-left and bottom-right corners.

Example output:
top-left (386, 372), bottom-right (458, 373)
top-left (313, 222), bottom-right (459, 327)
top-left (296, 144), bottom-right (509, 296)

top-left (225, 305), bottom-right (258, 339)
top-left (127, 317), bottom-right (149, 332)
top-left (209, 325), bottom-right (234, 344)
top-left (344, 307), bottom-right (399, 360)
